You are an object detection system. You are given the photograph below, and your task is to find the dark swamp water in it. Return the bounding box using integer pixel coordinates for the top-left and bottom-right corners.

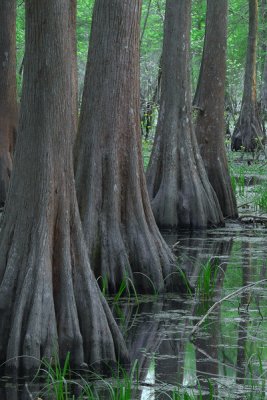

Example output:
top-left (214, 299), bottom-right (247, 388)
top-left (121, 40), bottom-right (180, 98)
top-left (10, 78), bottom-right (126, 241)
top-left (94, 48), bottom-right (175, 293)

top-left (1, 222), bottom-right (267, 399)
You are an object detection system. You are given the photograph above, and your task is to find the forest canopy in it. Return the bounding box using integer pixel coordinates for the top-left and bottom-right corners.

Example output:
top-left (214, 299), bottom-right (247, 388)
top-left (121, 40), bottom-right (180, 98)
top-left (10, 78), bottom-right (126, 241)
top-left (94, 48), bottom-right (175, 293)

top-left (14, 0), bottom-right (253, 115)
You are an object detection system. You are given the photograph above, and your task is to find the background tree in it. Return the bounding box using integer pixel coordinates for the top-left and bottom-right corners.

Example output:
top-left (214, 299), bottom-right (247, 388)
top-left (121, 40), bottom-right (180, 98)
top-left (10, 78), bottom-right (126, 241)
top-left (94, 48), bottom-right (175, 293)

top-left (145, 0), bottom-right (224, 229)
top-left (75, 0), bottom-right (180, 294)
top-left (0, 0), bottom-right (128, 374)
top-left (193, 0), bottom-right (238, 219)
top-left (231, 0), bottom-right (265, 151)
top-left (0, 0), bottom-right (18, 206)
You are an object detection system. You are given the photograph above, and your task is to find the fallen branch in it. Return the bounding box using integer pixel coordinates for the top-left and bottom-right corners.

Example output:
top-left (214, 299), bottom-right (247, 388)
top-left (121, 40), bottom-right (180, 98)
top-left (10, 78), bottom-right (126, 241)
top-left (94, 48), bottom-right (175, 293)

top-left (238, 214), bottom-right (267, 222)
top-left (190, 279), bottom-right (267, 338)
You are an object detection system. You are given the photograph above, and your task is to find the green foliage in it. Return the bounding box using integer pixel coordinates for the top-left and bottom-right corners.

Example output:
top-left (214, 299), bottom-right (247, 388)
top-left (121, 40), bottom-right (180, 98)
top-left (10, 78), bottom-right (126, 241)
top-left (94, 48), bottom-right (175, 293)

top-left (15, 0), bottom-right (252, 112)
top-left (196, 259), bottom-right (220, 302)
top-left (191, 0), bottom-right (206, 90)
top-left (228, 148), bottom-right (267, 213)
top-left (40, 352), bottom-right (71, 400)
top-left (227, 0), bottom-right (249, 100)
top-left (142, 139), bottom-right (153, 169)
top-left (16, 0), bottom-right (25, 96)
top-left (37, 353), bottom-right (218, 400)
top-left (230, 166), bottom-right (246, 197)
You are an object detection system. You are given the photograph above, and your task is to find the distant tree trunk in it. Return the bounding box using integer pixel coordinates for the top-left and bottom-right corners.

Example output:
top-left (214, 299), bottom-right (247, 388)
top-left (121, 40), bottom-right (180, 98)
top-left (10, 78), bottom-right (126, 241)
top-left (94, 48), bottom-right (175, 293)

top-left (0, 0), bottom-right (17, 206)
top-left (193, 0), bottom-right (238, 219)
top-left (232, 0), bottom-right (265, 151)
top-left (75, 0), bottom-right (180, 294)
top-left (145, 0), bottom-right (224, 229)
top-left (0, 0), bottom-right (128, 375)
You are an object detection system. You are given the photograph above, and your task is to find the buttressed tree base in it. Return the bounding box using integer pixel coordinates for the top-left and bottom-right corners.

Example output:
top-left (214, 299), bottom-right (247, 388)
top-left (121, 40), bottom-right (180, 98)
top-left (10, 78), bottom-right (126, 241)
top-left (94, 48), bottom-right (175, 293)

top-left (193, 0), bottom-right (238, 219)
top-left (146, 0), bottom-right (224, 230)
top-left (75, 0), bottom-right (183, 295)
top-left (0, 0), bottom-right (128, 375)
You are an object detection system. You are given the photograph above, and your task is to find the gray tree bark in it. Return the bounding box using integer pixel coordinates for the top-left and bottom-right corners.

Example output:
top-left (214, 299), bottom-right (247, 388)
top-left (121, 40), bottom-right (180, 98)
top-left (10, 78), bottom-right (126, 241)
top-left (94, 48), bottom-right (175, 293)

top-left (0, 0), bottom-right (17, 206)
top-left (0, 0), bottom-right (128, 375)
top-left (146, 0), bottom-right (224, 229)
top-left (74, 0), bottom-right (182, 294)
top-left (193, 0), bottom-right (238, 219)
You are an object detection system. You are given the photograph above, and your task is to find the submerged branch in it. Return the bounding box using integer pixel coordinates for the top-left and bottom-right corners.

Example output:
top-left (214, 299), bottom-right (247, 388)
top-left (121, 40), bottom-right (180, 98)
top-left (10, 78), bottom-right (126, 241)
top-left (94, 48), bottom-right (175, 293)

top-left (190, 279), bottom-right (267, 337)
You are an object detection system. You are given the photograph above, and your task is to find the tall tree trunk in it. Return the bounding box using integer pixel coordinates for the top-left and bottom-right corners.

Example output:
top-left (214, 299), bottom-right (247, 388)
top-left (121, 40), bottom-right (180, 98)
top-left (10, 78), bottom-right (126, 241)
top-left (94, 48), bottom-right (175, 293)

top-left (232, 0), bottom-right (265, 151)
top-left (69, 0), bottom-right (78, 137)
top-left (0, 0), bottom-right (128, 375)
top-left (146, 0), bottom-right (224, 229)
top-left (75, 0), bottom-right (181, 294)
top-left (0, 0), bottom-right (18, 206)
top-left (193, 0), bottom-right (238, 219)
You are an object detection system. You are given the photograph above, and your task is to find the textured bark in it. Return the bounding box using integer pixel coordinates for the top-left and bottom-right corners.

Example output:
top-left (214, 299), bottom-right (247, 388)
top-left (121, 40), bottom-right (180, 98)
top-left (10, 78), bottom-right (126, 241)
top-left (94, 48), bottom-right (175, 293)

top-left (232, 0), bottom-right (265, 151)
top-left (75, 0), bottom-right (180, 294)
top-left (0, 0), bottom-right (18, 206)
top-left (146, 0), bottom-right (224, 230)
top-left (193, 0), bottom-right (238, 219)
top-left (0, 0), bottom-right (128, 375)
top-left (69, 0), bottom-right (78, 137)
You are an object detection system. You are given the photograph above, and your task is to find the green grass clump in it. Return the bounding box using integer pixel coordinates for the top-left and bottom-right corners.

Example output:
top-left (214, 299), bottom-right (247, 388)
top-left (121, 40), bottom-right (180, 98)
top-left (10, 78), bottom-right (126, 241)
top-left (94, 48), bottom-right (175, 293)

top-left (35, 352), bottom-right (217, 400)
top-left (196, 260), bottom-right (220, 303)
top-left (254, 184), bottom-right (267, 212)
top-left (40, 352), bottom-right (72, 400)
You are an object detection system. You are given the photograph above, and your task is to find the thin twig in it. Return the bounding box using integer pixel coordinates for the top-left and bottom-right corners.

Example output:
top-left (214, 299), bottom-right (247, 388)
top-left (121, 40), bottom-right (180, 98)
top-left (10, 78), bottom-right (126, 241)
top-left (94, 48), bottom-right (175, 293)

top-left (190, 279), bottom-right (267, 337)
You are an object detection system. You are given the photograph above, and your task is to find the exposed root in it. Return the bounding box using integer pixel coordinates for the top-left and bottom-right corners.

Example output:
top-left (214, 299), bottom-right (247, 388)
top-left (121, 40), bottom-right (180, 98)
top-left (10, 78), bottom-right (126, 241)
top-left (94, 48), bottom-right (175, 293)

top-left (0, 198), bottom-right (128, 375)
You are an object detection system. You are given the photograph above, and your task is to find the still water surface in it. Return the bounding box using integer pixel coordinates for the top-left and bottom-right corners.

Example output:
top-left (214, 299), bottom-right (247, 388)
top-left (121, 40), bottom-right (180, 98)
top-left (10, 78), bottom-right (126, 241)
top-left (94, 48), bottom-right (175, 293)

top-left (120, 223), bottom-right (267, 399)
top-left (1, 222), bottom-right (267, 399)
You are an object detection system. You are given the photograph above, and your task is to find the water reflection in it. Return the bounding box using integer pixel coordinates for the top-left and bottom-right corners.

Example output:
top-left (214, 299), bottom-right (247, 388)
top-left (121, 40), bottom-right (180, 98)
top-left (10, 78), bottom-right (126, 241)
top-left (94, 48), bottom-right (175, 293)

top-left (236, 242), bottom-right (251, 385)
top-left (0, 382), bottom-right (40, 400)
top-left (1, 224), bottom-right (267, 399)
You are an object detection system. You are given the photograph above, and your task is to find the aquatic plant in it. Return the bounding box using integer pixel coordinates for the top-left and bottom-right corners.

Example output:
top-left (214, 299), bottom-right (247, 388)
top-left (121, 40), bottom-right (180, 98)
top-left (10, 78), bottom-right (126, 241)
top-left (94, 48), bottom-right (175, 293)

top-left (39, 352), bottom-right (71, 400)
top-left (196, 259), bottom-right (220, 302)
top-left (36, 356), bottom-right (140, 400)
top-left (97, 274), bottom-right (140, 303)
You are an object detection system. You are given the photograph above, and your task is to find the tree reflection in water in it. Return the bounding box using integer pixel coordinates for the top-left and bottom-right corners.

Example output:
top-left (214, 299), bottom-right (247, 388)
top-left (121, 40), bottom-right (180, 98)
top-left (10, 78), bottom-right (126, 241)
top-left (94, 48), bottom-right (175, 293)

top-left (2, 226), bottom-right (267, 399)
